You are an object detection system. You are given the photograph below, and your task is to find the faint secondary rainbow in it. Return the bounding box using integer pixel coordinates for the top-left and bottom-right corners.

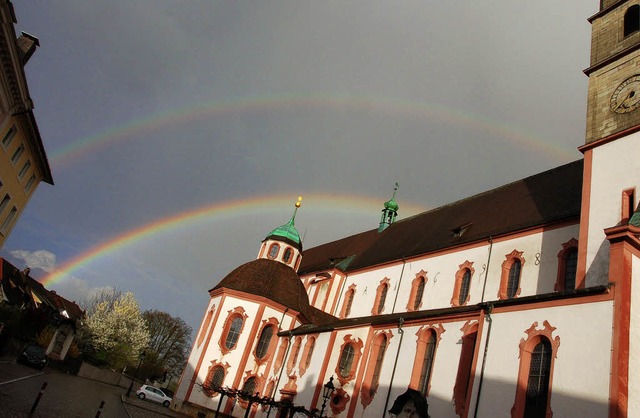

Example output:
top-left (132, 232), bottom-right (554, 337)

top-left (49, 93), bottom-right (576, 168)
top-left (40, 193), bottom-right (428, 286)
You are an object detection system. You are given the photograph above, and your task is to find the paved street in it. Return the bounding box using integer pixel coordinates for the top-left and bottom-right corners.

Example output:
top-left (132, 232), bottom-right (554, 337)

top-left (0, 359), bottom-right (189, 418)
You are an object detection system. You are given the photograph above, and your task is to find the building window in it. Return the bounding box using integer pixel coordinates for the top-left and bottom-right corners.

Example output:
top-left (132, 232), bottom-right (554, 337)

top-left (361, 332), bottom-right (391, 408)
top-left (24, 174), bottom-right (35, 193)
top-left (286, 336), bottom-right (302, 375)
top-left (511, 321), bottom-right (560, 418)
top-left (1, 125), bottom-right (16, 149)
top-left (243, 376), bottom-right (257, 395)
top-left (225, 317), bottom-right (243, 349)
top-left (1, 207), bottom-right (17, 233)
top-left (255, 325), bottom-right (275, 360)
top-left (0, 194), bottom-right (10, 214)
top-left (11, 144), bottom-right (24, 165)
top-left (203, 364), bottom-right (228, 397)
top-left (218, 307), bottom-right (247, 354)
top-left (451, 262), bottom-right (474, 307)
top-left (18, 160), bottom-right (31, 180)
top-left (555, 239), bottom-right (578, 291)
top-left (299, 336), bottom-right (316, 376)
top-left (340, 285), bottom-right (356, 318)
top-left (499, 250), bottom-right (525, 300)
top-left (197, 307), bottom-right (215, 348)
top-left (268, 243), bottom-right (280, 259)
top-left (338, 344), bottom-right (355, 378)
top-left (372, 278), bottom-right (390, 315)
top-left (335, 334), bottom-right (364, 385)
top-left (453, 322), bottom-right (478, 417)
top-left (283, 247), bottom-right (293, 263)
top-left (274, 338), bottom-right (288, 374)
top-left (625, 5), bottom-right (640, 37)
top-left (410, 324), bottom-right (445, 397)
top-left (407, 271), bottom-right (427, 312)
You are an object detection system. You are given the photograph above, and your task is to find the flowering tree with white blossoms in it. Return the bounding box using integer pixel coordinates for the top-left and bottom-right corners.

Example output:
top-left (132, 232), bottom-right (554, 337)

top-left (84, 291), bottom-right (149, 369)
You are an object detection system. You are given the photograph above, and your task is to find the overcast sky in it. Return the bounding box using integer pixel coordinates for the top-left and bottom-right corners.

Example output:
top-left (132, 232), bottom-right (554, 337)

top-left (2, 1), bottom-right (596, 332)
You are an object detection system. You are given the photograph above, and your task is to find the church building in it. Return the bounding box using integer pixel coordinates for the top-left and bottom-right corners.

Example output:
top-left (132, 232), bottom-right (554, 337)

top-left (173, 2), bottom-right (640, 417)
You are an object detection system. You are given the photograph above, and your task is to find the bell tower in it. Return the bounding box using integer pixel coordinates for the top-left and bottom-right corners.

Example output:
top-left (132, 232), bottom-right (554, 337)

top-left (585, 2), bottom-right (640, 143)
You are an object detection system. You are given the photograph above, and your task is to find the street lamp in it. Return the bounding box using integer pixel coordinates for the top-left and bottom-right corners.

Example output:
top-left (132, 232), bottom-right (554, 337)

top-left (126, 351), bottom-right (146, 397)
top-left (319, 376), bottom-right (335, 417)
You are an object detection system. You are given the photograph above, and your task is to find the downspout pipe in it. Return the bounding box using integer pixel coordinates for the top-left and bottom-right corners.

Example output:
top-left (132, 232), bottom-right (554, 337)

top-left (473, 304), bottom-right (493, 418)
top-left (391, 258), bottom-right (407, 314)
top-left (480, 236), bottom-right (493, 303)
top-left (267, 331), bottom-right (293, 418)
top-left (382, 317), bottom-right (405, 417)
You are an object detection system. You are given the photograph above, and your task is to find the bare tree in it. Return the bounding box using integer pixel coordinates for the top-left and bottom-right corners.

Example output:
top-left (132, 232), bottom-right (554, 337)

top-left (142, 310), bottom-right (192, 380)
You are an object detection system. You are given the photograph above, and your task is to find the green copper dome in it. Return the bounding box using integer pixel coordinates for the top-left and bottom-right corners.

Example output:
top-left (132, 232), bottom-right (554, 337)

top-left (265, 198), bottom-right (303, 250)
top-left (384, 196), bottom-right (399, 211)
top-left (266, 218), bottom-right (302, 247)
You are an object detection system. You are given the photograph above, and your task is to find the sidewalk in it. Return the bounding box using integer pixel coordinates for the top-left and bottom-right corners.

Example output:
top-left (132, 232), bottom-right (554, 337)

top-left (0, 355), bottom-right (189, 418)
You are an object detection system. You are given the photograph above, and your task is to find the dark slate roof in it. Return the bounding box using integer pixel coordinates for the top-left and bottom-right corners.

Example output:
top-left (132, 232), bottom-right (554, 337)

top-left (299, 159), bottom-right (584, 274)
top-left (212, 258), bottom-right (335, 325)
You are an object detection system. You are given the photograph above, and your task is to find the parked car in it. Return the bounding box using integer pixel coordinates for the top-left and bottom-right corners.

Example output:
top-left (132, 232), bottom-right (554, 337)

top-left (135, 384), bottom-right (172, 407)
top-left (17, 345), bottom-right (48, 370)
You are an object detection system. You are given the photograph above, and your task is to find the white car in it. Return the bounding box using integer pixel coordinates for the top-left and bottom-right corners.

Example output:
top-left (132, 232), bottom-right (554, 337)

top-left (135, 384), bottom-right (172, 407)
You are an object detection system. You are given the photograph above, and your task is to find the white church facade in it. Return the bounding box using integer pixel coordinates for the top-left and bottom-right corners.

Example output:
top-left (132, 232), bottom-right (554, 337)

top-left (173, 2), bottom-right (640, 417)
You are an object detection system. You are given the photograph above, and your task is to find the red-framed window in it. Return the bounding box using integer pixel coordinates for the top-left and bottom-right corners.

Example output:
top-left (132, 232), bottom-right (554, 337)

top-left (372, 278), bottom-right (390, 315)
top-left (409, 324), bottom-right (445, 397)
top-left (340, 284), bottom-right (356, 318)
top-left (361, 331), bottom-right (392, 407)
top-left (407, 271), bottom-right (427, 312)
top-left (335, 334), bottom-right (364, 386)
top-left (451, 262), bottom-right (474, 307)
top-left (268, 243), bottom-right (280, 259)
top-left (287, 336), bottom-right (302, 375)
top-left (555, 239), bottom-right (578, 291)
top-left (511, 321), bottom-right (560, 418)
top-left (499, 250), bottom-right (525, 300)
top-left (299, 336), bottom-right (317, 376)
top-left (218, 307), bottom-right (248, 355)
top-left (453, 321), bottom-right (478, 416)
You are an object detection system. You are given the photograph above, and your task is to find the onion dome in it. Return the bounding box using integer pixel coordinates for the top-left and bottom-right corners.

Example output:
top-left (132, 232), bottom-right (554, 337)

top-left (264, 196), bottom-right (303, 251)
top-left (378, 183), bottom-right (400, 232)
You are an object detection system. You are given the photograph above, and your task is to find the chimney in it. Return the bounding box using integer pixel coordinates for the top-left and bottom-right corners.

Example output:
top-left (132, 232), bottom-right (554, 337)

top-left (16, 32), bottom-right (39, 66)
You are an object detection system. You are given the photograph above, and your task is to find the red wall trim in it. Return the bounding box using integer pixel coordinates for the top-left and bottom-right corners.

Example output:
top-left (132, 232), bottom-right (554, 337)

top-left (577, 149), bottom-right (593, 289)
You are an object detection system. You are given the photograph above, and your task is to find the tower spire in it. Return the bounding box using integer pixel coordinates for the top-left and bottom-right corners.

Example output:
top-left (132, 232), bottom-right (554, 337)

top-left (378, 183), bottom-right (399, 232)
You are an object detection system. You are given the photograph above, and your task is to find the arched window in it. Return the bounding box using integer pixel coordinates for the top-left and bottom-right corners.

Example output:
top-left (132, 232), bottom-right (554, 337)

top-left (255, 326), bottom-right (274, 359)
top-left (197, 307), bottom-right (215, 347)
top-left (372, 278), bottom-right (390, 315)
top-left (225, 317), bottom-right (243, 349)
top-left (556, 240), bottom-right (578, 292)
top-left (524, 340), bottom-right (552, 416)
top-left (283, 247), bottom-right (293, 263)
top-left (268, 243), bottom-right (280, 259)
top-left (300, 336), bottom-right (316, 376)
top-left (418, 332), bottom-right (436, 395)
top-left (274, 338), bottom-right (288, 373)
top-left (453, 322), bottom-right (478, 417)
top-left (512, 321), bottom-right (560, 418)
top-left (452, 262), bottom-right (474, 307)
top-left (287, 336), bottom-right (302, 375)
top-left (361, 332), bottom-right (391, 407)
top-left (218, 307), bottom-right (247, 354)
top-left (625, 5), bottom-right (640, 37)
top-left (338, 344), bottom-right (355, 378)
top-left (341, 285), bottom-right (356, 318)
top-left (407, 272), bottom-right (427, 312)
top-left (335, 334), bottom-right (364, 385)
top-left (499, 251), bottom-right (525, 300)
top-left (242, 376), bottom-right (257, 395)
top-left (410, 324), bottom-right (444, 397)
top-left (507, 260), bottom-right (521, 299)
top-left (203, 364), bottom-right (227, 397)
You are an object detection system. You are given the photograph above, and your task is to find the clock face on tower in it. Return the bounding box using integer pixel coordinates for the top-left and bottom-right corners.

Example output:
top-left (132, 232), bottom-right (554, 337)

top-left (610, 75), bottom-right (640, 114)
